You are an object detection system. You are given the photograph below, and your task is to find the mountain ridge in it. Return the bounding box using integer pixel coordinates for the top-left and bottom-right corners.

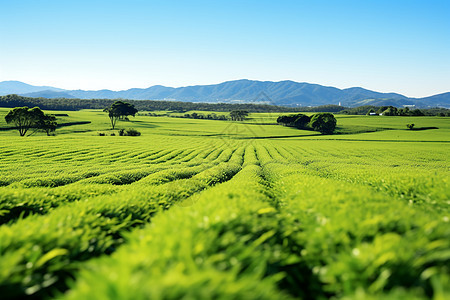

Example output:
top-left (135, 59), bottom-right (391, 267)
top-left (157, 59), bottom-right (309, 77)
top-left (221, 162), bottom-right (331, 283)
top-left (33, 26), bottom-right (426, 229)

top-left (0, 80), bottom-right (448, 108)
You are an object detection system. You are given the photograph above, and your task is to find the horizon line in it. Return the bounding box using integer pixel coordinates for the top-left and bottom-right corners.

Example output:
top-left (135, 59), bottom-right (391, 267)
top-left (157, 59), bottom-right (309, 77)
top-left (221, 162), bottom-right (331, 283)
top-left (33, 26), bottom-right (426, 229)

top-left (1, 78), bottom-right (448, 99)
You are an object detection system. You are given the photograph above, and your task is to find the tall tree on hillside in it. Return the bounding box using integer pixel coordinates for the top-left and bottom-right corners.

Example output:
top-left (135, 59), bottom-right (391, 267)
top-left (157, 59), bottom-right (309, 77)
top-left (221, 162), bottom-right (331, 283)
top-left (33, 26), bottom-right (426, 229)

top-left (4, 107), bottom-right (46, 136)
top-left (104, 101), bottom-right (138, 129)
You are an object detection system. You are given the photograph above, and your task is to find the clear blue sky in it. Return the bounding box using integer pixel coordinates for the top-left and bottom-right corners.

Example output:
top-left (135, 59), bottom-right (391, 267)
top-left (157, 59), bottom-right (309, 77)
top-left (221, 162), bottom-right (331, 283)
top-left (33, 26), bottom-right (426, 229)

top-left (1, 0), bottom-right (449, 97)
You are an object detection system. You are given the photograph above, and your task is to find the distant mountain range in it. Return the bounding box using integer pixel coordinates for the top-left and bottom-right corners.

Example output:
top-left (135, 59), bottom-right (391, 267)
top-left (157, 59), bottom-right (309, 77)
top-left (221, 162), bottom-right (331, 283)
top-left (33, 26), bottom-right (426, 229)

top-left (0, 80), bottom-right (449, 108)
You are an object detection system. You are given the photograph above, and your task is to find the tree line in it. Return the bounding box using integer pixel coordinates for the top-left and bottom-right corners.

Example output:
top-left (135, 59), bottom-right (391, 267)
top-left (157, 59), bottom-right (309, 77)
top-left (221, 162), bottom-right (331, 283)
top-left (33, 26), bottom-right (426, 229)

top-left (367, 106), bottom-right (431, 116)
top-left (0, 94), bottom-right (301, 113)
top-left (146, 110), bottom-right (250, 121)
top-left (149, 112), bottom-right (229, 121)
top-left (339, 105), bottom-right (450, 116)
top-left (2, 94), bottom-right (448, 115)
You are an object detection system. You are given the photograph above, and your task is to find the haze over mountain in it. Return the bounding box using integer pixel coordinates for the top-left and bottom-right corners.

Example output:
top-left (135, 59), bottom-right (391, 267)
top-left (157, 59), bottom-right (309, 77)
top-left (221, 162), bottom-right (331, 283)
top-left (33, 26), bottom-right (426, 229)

top-left (0, 80), bottom-right (448, 108)
top-left (0, 81), bottom-right (65, 95)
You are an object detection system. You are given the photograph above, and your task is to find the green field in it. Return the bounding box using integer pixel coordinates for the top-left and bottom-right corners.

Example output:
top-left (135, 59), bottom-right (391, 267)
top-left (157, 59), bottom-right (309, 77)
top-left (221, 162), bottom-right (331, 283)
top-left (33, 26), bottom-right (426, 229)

top-left (0, 108), bottom-right (449, 299)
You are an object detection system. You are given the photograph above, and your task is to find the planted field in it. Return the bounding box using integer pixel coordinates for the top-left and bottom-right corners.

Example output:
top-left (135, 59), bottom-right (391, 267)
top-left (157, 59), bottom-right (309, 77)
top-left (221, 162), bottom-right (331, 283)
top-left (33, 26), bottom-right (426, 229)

top-left (0, 109), bottom-right (449, 299)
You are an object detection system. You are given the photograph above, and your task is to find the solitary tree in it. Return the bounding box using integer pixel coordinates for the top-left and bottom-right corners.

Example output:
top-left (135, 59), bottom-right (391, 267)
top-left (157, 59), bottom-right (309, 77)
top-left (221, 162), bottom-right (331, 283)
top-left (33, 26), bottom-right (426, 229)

top-left (229, 110), bottom-right (249, 121)
top-left (309, 113), bottom-right (337, 134)
top-left (406, 123), bottom-right (415, 130)
top-left (4, 107), bottom-right (46, 136)
top-left (104, 101), bottom-right (138, 129)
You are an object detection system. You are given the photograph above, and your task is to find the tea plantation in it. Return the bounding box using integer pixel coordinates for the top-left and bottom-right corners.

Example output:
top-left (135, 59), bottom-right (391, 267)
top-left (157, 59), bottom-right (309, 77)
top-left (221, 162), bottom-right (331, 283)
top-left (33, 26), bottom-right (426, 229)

top-left (0, 108), bottom-right (449, 299)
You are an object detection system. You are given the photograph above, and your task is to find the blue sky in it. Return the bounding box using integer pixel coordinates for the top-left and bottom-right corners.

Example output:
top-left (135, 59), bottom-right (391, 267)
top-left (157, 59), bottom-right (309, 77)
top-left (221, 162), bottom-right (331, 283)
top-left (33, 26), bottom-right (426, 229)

top-left (0, 0), bottom-right (449, 97)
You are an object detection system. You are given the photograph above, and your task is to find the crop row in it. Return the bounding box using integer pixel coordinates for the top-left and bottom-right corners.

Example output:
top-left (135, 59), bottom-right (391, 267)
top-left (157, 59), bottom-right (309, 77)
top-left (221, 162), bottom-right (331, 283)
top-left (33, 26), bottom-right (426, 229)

top-left (0, 138), bottom-right (448, 299)
top-left (0, 138), bottom-right (232, 187)
top-left (279, 143), bottom-right (449, 213)
top-left (0, 136), bottom-right (224, 185)
top-left (62, 144), bottom-right (449, 299)
top-left (0, 147), bottom-right (245, 299)
top-left (63, 164), bottom-right (296, 299)
top-left (0, 144), bottom-right (236, 225)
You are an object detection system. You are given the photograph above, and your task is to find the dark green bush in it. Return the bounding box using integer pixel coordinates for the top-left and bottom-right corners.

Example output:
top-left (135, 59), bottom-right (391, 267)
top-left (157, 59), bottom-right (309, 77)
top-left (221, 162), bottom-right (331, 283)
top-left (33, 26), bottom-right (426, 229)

top-left (309, 113), bottom-right (337, 134)
top-left (125, 128), bottom-right (141, 136)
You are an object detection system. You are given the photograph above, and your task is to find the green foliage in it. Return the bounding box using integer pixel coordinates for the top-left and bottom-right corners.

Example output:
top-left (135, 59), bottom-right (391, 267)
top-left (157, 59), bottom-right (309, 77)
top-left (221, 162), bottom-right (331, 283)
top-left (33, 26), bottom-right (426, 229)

top-left (341, 105), bottom-right (381, 115)
top-left (37, 114), bottom-right (57, 135)
top-left (4, 106), bottom-right (44, 136)
top-left (309, 113), bottom-right (337, 134)
top-left (124, 128), bottom-right (141, 136)
top-left (381, 106), bottom-right (398, 116)
top-left (0, 94), bottom-right (300, 113)
top-left (4, 106), bottom-right (58, 136)
top-left (366, 108), bottom-right (376, 115)
top-left (341, 106), bottom-right (449, 117)
top-left (410, 109), bottom-right (425, 116)
top-left (103, 101), bottom-right (138, 129)
top-left (180, 112), bottom-right (228, 120)
top-left (229, 110), bottom-right (249, 121)
top-left (293, 114), bottom-right (311, 129)
top-left (277, 113), bottom-right (311, 129)
top-left (277, 114), bottom-right (295, 125)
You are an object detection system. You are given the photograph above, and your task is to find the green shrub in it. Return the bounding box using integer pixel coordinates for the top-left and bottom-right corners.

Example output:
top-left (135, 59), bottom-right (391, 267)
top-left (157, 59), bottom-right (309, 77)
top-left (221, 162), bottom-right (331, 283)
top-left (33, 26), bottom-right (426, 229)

top-left (125, 128), bottom-right (141, 136)
top-left (309, 113), bottom-right (337, 134)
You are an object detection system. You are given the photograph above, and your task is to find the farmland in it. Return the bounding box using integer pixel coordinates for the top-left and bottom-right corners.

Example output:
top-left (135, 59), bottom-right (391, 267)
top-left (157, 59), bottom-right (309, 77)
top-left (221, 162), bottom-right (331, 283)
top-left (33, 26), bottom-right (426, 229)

top-left (0, 108), bottom-right (449, 299)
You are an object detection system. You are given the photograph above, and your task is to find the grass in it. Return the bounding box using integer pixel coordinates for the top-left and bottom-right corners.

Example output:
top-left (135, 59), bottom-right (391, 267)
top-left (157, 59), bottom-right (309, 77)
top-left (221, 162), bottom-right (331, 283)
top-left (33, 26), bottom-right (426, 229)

top-left (0, 107), bottom-right (449, 299)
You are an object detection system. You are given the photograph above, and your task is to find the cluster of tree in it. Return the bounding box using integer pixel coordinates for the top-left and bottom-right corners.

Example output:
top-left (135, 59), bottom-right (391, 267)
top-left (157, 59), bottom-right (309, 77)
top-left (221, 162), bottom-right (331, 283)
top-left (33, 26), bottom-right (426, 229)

top-left (229, 110), bottom-right (249, 121)
top-left (3, 94), bottom-right (448, 117)
top-left (277, 114), bottom-right (311, 129)
top-left (104, 101), bottom-right (138, 129)
top-left (277, 113), bottom-right (337, 134)
top-left (340, 105), bottom-right (450, 116)
top-left (422, 108), bottom-right (450, 117)
top-left (365, 106), bottom-right (426, 116)
top-left (4, 106), bottom-right (57, 136)
top-left (98, 128), bottom-right (141, 136)
top-left (144, 112), bottom-right (167, 117)
top-left (180, 112), bottom-right (227, 120)
top-left (339, 105), bottom-right (380, 115)
top-left (150, 110), bottom-right (241, 121)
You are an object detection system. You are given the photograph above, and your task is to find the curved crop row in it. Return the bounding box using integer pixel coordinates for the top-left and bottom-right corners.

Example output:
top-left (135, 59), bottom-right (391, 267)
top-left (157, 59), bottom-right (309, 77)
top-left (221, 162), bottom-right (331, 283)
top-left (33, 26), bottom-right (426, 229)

top-left (262, 162), bottom-right (450, 299)
top-left (0, 149), bottom-right (245, 299)
top-left (63, 165), bottom-right (295, 300)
